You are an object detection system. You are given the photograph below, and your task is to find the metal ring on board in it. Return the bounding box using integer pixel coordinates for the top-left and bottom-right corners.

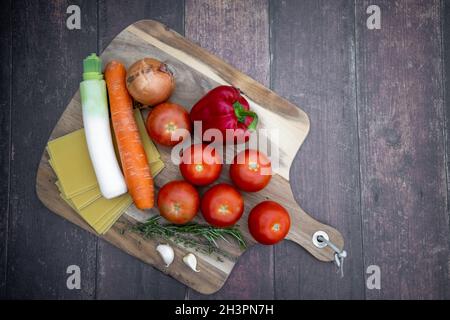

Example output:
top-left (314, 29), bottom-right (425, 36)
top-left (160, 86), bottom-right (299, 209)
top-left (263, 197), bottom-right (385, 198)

top-left (312, 231), bottom-right (329, 248)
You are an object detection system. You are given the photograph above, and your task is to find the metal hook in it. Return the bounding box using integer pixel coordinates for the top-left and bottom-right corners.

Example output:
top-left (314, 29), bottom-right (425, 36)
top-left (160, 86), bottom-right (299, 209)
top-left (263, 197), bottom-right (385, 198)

top-left (312, 231), bottom-right (347, 278)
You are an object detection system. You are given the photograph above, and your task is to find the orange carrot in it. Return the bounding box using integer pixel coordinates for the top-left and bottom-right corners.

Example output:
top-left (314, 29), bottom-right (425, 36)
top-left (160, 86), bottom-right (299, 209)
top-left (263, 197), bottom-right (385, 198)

top-left (105, 60), bottom-right (154, 209)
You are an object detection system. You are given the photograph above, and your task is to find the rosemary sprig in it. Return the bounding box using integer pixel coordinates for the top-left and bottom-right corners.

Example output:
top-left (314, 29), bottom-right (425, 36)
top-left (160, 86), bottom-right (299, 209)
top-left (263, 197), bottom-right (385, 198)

top-left (131, 216), bottom-right (247, 258)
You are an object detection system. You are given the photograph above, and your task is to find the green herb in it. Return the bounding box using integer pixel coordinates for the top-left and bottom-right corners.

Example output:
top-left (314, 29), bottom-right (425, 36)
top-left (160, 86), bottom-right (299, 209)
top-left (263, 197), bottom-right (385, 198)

top-left (131, 216), bottom-right (247, 258)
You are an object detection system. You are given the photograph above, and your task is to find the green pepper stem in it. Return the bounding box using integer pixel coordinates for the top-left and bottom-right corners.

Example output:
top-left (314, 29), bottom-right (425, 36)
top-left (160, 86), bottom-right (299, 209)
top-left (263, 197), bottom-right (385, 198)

top-left (233, 102), bottom-right (258, 131)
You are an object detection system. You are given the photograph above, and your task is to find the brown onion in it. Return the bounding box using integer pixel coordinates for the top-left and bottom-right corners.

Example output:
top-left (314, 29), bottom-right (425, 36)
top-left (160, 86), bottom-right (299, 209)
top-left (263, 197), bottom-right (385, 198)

top-left (126, 58), bottom-right (175, 106)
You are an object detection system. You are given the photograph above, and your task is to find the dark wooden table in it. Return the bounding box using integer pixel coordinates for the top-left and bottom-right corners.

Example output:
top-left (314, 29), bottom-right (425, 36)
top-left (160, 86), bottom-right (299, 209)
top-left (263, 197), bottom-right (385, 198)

top-left (1, 0), bottom-right (449, 300)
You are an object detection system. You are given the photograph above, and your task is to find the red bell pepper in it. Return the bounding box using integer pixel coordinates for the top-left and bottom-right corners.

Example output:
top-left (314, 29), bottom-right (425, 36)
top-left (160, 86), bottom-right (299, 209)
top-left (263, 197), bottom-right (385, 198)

top-left (190, 86), bottom-right (258, 143)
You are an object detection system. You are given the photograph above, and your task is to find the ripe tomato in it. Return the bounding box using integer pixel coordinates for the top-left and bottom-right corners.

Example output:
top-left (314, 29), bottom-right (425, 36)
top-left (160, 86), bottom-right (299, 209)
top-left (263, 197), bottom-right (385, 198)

top-left (230, 149), bottom-right (272, 192)
top-left (201, 183), bottom-right (244, 227)
top-left (146, 102), bottom-right (192, 147)
top-left (157, 180), bottom-right (199, 224)
top-left (248, 201), bottom-right (290, 245)
top-left (180, 144), bottom-right (223, 186)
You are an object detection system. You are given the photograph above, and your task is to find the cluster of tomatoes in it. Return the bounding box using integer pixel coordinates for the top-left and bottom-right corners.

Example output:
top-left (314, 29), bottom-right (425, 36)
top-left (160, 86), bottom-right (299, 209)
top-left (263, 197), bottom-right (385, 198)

top-left (145, 102), bottom-right (291, 245)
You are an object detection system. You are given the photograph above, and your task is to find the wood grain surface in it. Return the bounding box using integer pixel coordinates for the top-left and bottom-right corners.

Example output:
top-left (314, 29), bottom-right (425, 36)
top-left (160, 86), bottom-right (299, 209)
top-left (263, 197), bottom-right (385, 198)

top-left (445, 0), bottom-right (450, 266)
top-left (356, 0), bottom-right (450, 299)
top-left (271, 0), bottom-right (365, 299)
top-left (7, 0), bottom-right (98, 299)
top-left (185, 0), bottom-right (273, 299)
top-left (0, 0), bottom-right (12, 299)
top-left (2, 0), bottom-right (450, 299)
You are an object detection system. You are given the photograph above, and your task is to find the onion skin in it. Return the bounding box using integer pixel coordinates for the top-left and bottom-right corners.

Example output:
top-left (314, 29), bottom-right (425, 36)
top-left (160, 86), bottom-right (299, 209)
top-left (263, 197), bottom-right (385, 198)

top-left (126, 58), bottom-right (175, 106)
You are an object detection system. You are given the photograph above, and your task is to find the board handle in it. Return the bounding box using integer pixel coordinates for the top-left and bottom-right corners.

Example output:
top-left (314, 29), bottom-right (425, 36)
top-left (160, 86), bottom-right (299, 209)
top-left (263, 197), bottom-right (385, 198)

top-left (286, 206), bottom-right (345, 263)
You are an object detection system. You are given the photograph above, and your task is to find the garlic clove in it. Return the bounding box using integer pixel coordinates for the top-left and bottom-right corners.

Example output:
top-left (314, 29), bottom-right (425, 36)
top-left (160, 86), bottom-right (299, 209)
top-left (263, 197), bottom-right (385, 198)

top-left (156, 244), bottom-right (174, 267)
top-left (183, 253), bottom-right (200, 272)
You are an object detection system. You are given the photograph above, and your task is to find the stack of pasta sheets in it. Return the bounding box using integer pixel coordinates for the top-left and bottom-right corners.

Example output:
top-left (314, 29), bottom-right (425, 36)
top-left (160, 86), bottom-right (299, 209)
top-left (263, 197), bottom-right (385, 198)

top-left (47, 110), bottom-right (164, 234)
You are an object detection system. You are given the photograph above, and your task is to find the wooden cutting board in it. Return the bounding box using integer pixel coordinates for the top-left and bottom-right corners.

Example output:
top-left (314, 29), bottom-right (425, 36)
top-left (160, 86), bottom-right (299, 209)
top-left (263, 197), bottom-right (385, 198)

top-left (36, 20), bottom-right (344, 295)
